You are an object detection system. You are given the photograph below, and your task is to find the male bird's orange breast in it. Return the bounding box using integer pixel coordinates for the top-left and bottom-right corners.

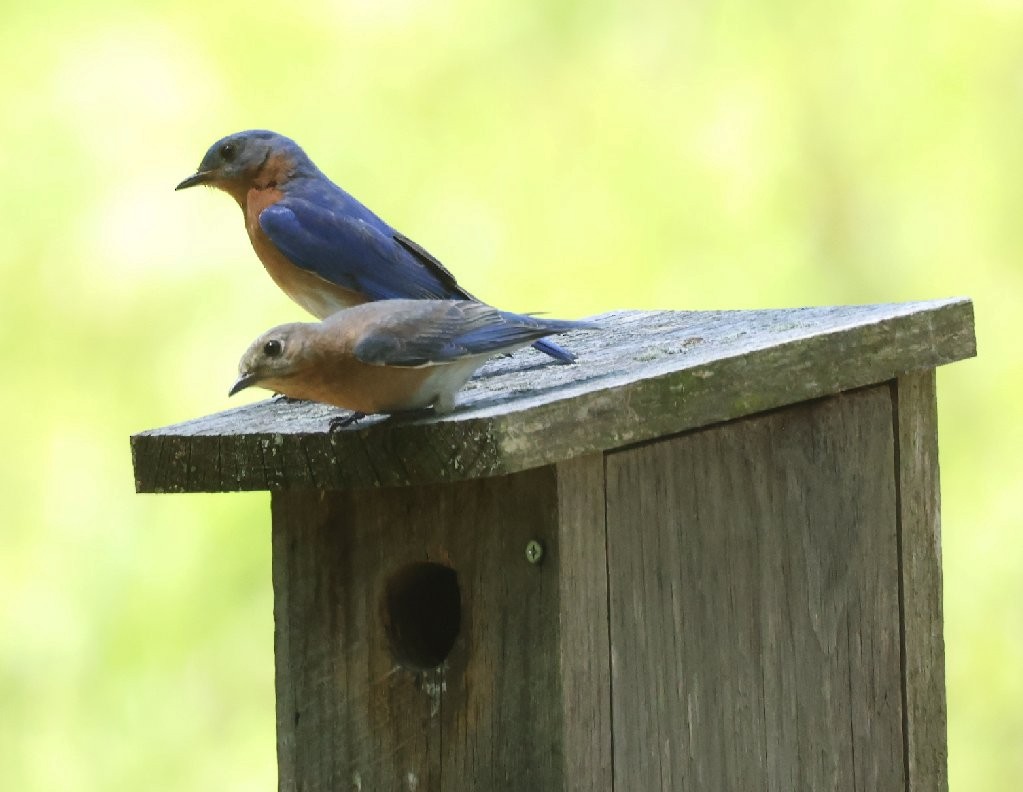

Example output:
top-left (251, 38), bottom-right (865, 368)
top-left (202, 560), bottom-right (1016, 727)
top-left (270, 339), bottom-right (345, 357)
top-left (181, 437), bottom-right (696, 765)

top-left (244, 187), bottom-right (366, 319)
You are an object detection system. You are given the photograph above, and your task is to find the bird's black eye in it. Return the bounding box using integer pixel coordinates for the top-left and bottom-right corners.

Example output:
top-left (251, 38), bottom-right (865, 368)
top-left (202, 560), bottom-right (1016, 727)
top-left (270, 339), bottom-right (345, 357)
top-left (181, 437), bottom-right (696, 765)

top-left (263, 339), bottom-right (283, 357)
top-left (219, 142), bottom-right (237, 162)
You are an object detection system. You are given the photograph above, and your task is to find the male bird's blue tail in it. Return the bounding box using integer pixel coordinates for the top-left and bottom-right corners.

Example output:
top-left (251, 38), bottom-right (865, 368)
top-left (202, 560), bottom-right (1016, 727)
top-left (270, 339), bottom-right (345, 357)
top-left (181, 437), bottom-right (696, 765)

top-left (443, 309), bottom-right (596, 364)
top-left (531, 337), bottom-right (577, 363)
top-left (515, 313), bottom-right (599, 364)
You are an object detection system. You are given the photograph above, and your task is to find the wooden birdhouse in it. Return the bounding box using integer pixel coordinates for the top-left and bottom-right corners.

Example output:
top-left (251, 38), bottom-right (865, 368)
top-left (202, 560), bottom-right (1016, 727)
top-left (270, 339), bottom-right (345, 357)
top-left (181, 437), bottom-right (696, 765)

top-left (132, 298), bottom-right (975, 791)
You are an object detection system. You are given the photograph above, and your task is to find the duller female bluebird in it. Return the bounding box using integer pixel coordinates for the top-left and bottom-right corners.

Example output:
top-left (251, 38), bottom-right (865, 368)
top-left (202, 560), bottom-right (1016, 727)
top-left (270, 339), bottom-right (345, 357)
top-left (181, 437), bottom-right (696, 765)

top-left (228, 299), bottom-right (594, 423)
top-left (177, 129), bottom-right (576, 362)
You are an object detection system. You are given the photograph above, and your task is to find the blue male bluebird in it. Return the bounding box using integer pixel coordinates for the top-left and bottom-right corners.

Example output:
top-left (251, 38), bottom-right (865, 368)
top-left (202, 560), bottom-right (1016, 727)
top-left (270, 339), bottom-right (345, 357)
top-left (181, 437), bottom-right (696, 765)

top-left (177, 129), bottom-right (576, 362)
top-left (229, 299), bottom-right (594, 423)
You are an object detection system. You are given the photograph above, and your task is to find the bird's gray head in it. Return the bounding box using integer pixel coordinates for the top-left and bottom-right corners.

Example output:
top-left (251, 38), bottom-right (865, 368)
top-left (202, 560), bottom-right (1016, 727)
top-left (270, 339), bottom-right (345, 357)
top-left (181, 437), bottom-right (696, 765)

top-left (229, 322), bottom-right (316, 397)
top-left (176, 129), bottom-right (314, 198)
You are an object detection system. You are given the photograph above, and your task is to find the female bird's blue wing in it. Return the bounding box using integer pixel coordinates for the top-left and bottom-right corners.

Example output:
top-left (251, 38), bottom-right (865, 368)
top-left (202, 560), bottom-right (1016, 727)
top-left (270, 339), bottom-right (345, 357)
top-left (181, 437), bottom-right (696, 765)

top-left (352, 302), bottom-right (595, 368)
top-left (259, 198), bottom-right (473, 301)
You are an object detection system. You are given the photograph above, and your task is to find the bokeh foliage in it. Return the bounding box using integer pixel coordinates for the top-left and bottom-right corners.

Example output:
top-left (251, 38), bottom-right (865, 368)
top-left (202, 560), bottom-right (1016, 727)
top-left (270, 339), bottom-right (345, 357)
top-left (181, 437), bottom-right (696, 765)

top-left (1, 0), bottom-right (1019, 788)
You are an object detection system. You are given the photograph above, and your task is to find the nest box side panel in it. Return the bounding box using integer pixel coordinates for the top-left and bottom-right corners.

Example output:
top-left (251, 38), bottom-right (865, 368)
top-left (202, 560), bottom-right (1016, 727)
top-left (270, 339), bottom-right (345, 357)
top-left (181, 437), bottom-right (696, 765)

top-left (555, 454), bottom-right (613, 792)
top-left (604, 385), bottom-right (906, 791)
top-left (894, 370), bottom-right (948, 792)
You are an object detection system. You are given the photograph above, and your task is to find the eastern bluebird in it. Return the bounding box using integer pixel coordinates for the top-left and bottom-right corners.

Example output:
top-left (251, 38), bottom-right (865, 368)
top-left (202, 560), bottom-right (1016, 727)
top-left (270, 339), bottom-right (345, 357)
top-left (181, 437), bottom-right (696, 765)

top-left (228, 299), bottom-right (595, 422)
top-left (177, 129), bottom-right (577, 362)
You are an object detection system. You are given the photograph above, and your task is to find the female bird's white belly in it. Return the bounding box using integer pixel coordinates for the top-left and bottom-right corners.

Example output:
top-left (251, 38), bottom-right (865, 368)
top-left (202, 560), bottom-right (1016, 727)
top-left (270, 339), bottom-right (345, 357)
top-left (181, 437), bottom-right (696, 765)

top-left (408, 357), bottom-right (490, 414)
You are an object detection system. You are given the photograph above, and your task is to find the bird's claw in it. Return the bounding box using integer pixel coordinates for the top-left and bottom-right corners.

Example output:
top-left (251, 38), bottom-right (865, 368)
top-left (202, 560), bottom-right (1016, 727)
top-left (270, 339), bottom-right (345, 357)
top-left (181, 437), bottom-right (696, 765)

top-left (328, 411), bottom-right (366, 431)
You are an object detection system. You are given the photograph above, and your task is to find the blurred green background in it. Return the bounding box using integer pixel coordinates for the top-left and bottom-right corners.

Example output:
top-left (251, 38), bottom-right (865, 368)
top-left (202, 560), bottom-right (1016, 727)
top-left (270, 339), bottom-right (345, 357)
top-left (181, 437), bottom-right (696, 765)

top-left (1, 0), bottom-right (1018, 788)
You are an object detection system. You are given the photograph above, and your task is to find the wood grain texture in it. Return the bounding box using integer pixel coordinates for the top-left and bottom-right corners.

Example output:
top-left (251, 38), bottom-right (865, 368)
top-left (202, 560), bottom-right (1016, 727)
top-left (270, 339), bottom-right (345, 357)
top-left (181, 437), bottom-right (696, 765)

top-left (272, 468), bottom-right (562, 792)
top-left (272, 459), bottom-right (613, 791)
top-left (604, 386), bottom-right (906, 791)
top-left (893, 371), bottom-right (949, 791)
top-left (132, 299), bottom-right (975, 493)
top-left (556, 454), bottom-right (613, 792)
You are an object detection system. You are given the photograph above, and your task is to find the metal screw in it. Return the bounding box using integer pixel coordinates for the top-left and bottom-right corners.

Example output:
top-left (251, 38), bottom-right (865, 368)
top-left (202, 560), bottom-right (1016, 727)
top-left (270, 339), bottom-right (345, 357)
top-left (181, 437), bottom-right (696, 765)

top-left (525, 539), bottom-right (544, 565)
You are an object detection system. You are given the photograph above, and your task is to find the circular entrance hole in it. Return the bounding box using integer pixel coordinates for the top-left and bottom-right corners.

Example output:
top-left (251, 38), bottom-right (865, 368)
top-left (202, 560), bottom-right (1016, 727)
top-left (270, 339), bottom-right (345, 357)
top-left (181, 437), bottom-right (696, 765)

top-left (384, 563), bottom-right (461, 670)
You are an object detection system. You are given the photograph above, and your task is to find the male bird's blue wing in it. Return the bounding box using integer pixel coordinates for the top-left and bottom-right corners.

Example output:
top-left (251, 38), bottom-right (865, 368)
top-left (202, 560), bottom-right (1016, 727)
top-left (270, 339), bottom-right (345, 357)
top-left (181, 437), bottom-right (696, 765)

top-left (393, 231), bottom-right (476, 299)
top-left (261, 193), bottom-right (578, 363)
top-left (259, 198), bottom-right (473, 301)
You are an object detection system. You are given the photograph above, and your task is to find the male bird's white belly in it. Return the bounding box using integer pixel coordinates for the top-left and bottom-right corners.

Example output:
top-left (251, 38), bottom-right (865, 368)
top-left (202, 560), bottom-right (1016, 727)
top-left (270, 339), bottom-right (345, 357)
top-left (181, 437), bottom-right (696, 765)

top-left (245, 190), bottom-right (366, 320)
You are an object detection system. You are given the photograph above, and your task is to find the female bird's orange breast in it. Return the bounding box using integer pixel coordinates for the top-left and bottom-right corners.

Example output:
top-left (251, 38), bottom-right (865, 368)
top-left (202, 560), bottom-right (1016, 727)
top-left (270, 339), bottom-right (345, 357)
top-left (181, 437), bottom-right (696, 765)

top-left (270, 358), bottom-right (439, 414)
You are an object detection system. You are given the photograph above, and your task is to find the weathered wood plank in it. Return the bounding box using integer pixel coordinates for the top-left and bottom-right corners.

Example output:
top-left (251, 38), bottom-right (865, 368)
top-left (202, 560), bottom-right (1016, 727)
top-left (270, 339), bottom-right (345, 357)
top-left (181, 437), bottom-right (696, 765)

top-left (556, 454), bottom-right (613, 792)
top-left (132, 298), bottom-right (975, 493)
top-left (272, 469), bottom-right (561, 791)
top-left (273, 462), bottom-right (619, 791)
top-left (893, 371), bottom-right (949, 791)
top-left (604, 386), bottom-right (905, 790)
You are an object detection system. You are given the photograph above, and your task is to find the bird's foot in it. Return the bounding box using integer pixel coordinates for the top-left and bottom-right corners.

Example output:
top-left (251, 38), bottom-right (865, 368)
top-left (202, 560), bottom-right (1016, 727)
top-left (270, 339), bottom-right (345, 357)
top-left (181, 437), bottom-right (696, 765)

top-left (328, 411), bottom-right (366, 431)
top-left (273, 393), bottom-right (306, 404)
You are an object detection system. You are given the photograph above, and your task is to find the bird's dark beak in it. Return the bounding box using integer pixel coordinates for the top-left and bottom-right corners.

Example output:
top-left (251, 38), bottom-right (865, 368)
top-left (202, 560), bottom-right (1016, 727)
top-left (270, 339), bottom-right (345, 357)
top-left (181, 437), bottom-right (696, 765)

top-left (175, 170), bottom-right (214, 190)
top-left (228, 372), bottom-right (258, 397)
